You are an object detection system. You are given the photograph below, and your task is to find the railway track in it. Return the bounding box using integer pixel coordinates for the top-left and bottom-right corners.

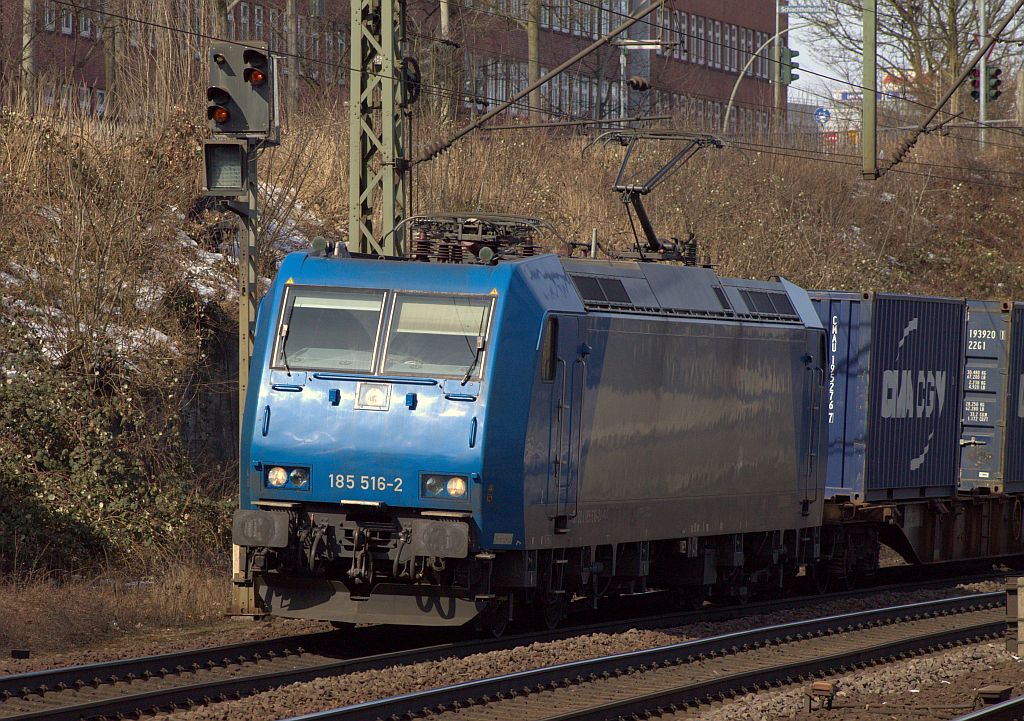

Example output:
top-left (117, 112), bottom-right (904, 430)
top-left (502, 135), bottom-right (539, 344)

top-left (279, 592), bottom-right (1005, 721)
top-left (0, 576), bottom-right (1005, 721)
top-left (954, 696), bottom-right (1024, 721)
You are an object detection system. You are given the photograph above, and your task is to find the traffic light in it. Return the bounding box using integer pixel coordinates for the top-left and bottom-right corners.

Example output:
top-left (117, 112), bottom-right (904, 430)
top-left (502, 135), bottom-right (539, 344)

top-left (987, 66), bottom-right (1002, 101)
top-left (780, 46), bottom-right (800, 85)
top-left (970, 66), bottom-right (1003, 102)
top-left (626, 75), bottom-right (652, 92)
top-left (207, 41), bottom-right (275, 136)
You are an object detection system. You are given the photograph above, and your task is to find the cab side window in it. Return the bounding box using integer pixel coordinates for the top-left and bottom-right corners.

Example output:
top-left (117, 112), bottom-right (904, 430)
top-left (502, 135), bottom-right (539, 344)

top-left (541, 316), bottom-right (558, 382)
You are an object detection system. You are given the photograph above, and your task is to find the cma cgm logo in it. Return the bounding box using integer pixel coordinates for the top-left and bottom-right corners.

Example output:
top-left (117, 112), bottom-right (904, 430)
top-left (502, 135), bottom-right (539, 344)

top-left (880, 369), bottom-right (948, 418)
top-left (879, 317), bottom-right (949, 471)
top-left (879, 317), bottom-right (948, 419)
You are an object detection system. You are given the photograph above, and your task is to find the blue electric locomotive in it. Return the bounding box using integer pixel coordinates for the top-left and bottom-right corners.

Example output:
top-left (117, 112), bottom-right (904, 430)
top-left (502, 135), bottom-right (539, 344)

top-left (232, 235), bottom-right (829, 628)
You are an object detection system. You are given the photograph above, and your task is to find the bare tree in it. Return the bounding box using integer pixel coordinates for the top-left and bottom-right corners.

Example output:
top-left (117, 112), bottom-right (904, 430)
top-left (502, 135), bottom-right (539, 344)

top-left (805, 0), bottom-right (1024, 118)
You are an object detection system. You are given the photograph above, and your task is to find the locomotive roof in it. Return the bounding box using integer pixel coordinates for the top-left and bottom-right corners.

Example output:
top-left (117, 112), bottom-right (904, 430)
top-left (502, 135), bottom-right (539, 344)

top-left (279, 251), bottom-right (819, 327)
top-left (559, 258), bottom-right (817, 325)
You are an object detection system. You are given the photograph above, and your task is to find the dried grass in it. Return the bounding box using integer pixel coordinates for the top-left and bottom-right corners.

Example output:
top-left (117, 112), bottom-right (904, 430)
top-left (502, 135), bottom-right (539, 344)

top-left (0, 553), bottom-right (228, 653)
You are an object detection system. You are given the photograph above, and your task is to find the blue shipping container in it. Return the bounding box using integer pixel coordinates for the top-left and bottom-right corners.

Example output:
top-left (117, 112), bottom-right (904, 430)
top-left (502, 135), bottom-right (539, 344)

top-left (1004, 303), bottom-right (1024, 493)
top-left (814, 292), bottom-right (871, 500)
top-left (812, 292), bottom-right (965, 501)
top-left (958, 300), bottom-right (1010, 493)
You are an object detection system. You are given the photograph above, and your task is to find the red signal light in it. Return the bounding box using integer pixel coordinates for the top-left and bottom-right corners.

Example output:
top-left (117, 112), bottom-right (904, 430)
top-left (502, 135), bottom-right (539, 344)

top-left (247, 68), bottom-right (266, 86)
top-left (212, 106), bottom-right (230, 124)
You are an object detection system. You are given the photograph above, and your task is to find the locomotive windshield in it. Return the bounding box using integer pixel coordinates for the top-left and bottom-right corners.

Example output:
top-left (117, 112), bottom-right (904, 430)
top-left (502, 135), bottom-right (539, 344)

top-left (274, 287), bottom-right (386, 372)
top-left (382, 294), bottom-right (492, 378)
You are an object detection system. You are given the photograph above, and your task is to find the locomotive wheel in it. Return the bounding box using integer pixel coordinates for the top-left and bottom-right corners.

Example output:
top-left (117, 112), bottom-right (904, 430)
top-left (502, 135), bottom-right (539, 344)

top-left (478, 601), bottom-right (510, 638)
top-left (535, 592), bottom-right (566, 631)
top-left (668, 587), bottom-right (703, 611)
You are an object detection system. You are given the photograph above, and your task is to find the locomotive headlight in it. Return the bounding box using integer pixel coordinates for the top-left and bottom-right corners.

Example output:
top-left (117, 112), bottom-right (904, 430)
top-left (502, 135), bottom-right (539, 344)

top-left (424, 475), bottom-right (445, 496)
top-left (355, 382), bottom-right (391, 411)
top-left (420, 473), bottom-right (470, 500)
top-left (446, 476), bottom-right (467, 498)
top-left (288, 468), bottom-right (309, 487)
top-left (267, 466), bottom-right (288, 487)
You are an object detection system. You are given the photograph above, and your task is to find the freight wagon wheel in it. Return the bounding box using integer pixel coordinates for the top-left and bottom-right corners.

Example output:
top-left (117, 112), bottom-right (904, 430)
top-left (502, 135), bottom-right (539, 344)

top-left (810, 562), bottom-right (830, 595)
top-left (828, 547), bottom-right (857, 592)
top-left (668, 587), bottom-right (703, 611)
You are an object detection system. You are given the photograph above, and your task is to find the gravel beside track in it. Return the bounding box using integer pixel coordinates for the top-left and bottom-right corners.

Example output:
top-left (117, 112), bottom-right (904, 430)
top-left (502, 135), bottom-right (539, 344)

top-left (688, 642), bottom-right (1023, 720)
top-left (0, 620), bottom-right (332, 677)
top-left (269, 593), bottom-right (1004, 721)
top-left (163, 585), bottom-right (1004, 721)
top-left (0, 578), bottom-right (1005, 721)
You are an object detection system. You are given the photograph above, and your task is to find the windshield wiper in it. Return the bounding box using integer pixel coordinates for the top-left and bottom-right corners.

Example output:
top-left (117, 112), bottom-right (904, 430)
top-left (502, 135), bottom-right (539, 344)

top-left (461, 334), bottom-right (485, 386)
top-left (279, 303), bottom-right (296, 376)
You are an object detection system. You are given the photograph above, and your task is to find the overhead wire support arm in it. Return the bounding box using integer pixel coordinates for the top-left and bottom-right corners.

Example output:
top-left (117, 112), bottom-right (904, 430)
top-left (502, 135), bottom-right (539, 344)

top-left (416, 0), bottom-right (666, 164)
top-left (881, 0), bottom-right (1024, 176)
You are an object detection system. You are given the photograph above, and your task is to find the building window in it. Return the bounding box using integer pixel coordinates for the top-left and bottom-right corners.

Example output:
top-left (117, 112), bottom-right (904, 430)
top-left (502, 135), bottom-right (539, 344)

top-left (749, 28), bottom-right (757, 74)
top-left (43, 83), bottom-right (56, 106)
top-left (679, 13), bottom-right (687, 61)
top-left (61, 8), bottom-right (73, 35)
top-left (713, 21), bottom-right (721, 68)
top-left (731, 25), bottom-right (738, 71)
top-left (695, 16), bottom-right (703, 65)
top-left (96, 89), bottom-right (107, 116)
top-left (240, 2), bottom-right (249, 38)
top-left (79, 12), bottom-right (91, 37)
top-left (254, 5), bottom-right (263, 38)
top-left (755, 32), bottom-right (763, 77)
top-left (78, 86), bottom-right (91, 112)
top-left (227, 11), bottom-right (235, 39)
top-left (44, 4), bottom-right (55, 30)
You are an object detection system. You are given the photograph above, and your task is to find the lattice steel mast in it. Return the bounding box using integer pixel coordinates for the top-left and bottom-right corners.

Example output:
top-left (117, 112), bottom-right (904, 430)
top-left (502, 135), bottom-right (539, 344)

top-left (348, 0), bottom-right (408, 256)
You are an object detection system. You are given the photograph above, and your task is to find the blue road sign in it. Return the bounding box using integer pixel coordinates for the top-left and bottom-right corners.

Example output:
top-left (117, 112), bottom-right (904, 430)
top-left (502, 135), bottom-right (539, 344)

top-left (814, 107), bottom-right (831, 125)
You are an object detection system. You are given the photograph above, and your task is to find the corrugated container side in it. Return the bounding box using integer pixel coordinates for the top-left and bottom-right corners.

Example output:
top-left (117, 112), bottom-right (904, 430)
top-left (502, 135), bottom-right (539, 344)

top-left (1004, 303), bottom-right (1024, 492)
top-left (811, 292), bottom-right (871, 501)
top-left (866, 295), bottom-right (965, 497)
top-left (958, 300), bottom-right (1009, 493)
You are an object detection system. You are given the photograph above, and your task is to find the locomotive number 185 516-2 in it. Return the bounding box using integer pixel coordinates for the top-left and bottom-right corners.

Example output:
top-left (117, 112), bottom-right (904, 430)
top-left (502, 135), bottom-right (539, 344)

top-left (329, 474), bottom-right (404, 492)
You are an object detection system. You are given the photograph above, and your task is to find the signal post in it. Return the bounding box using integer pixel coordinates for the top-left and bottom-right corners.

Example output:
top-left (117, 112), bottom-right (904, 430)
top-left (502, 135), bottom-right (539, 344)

top-left (202, 40), bottom-right (280, 617)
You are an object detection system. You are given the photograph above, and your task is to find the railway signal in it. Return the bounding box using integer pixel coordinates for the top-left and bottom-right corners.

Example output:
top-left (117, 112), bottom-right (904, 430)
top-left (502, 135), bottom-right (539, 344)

top-left (206, 40), bottom-right (276, 136)
top-left (205, 40), bottom-right (279, 618)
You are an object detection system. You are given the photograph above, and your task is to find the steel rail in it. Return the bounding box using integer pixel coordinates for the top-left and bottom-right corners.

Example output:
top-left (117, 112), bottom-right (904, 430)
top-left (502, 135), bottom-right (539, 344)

top-left (280, 592), bottom-right (1004, 721)
top-left (953, 695), bottom-right (1024, 721)
top-left (0, 574), bottom-right (1005, 721)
